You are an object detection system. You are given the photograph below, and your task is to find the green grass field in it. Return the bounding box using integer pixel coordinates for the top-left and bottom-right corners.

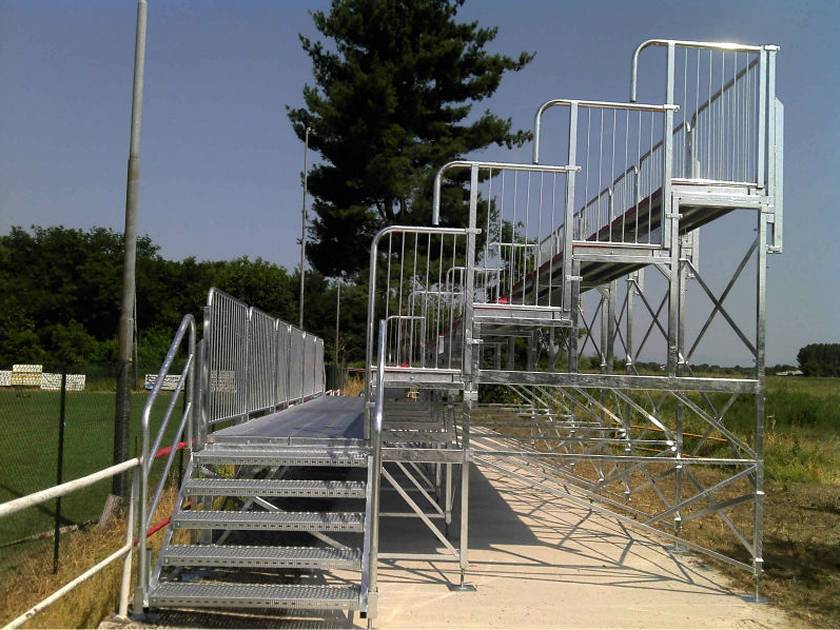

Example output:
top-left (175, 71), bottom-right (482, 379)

top-left (0, 389), bottom-right (184, 564)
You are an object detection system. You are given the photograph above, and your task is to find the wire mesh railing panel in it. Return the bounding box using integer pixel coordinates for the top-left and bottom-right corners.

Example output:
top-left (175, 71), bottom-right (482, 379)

top-left (367, 227), bottom-right (470, 374)
top-left (315, 338), bottom-right (325, 394)
top-left (206, 289), bottom-right (249, 424)
top-left (289, 327), bottom-right (304, 401)
top-left (246, 307), bottom-right (277, 415)
top-left (303, 334), bottom-right (316, 399)
top-left (275, 323), bottom-right (290, 406)
top-left (204, 288), bottom-right (325, 423)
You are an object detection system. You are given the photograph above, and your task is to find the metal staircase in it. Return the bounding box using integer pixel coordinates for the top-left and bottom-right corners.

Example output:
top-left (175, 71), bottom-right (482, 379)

top-left (134, 293), bottom-right (381, 622)
top-left (146, 440), bottom-right (373, 617)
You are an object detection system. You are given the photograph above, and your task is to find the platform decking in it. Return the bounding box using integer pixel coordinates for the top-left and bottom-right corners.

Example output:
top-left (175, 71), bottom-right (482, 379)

top-left (214, 396), bottom-right (365, 441)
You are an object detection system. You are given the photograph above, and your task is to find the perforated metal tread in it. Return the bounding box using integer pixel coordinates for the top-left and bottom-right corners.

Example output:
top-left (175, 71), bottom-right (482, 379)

top-left (149, 582), bottom-right (360, 610)
top-left (184, 478), bottom-right (366, 498)
top-left (195, 447), bottom-right (368, 467)
top-left (172, 510), bottom-right (365, 532)
top-left (162, 544), bottom-right (361, 569)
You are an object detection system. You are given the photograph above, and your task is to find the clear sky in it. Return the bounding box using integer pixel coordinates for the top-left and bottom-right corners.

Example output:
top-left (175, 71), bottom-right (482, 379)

top-left (1, 0), bottom-right (838, 366)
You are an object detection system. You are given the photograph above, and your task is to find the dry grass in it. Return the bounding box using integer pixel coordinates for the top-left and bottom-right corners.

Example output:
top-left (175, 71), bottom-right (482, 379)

top-left (0, 484), bottom-right (181, 629)
top-left (341, 377), bottom-right (364, 397)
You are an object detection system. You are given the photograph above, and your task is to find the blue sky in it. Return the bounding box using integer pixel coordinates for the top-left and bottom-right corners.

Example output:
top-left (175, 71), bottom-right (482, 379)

top-left (1, 0), bottom-right (838, 365)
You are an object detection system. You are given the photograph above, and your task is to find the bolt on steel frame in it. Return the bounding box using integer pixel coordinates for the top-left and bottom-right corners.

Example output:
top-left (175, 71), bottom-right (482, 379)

top-left (365, 39), bottom-right (782, 602)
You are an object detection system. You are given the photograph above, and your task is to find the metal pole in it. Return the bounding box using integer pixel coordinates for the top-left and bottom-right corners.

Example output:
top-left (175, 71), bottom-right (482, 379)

top-left (298, 126), bottom-right (311, 329)
top-left (53, 372), bottom-right (67, 574)
top-left (335, 278), bottom-right (341, 365)
top-left (113, 0), bottom-right (148, 500)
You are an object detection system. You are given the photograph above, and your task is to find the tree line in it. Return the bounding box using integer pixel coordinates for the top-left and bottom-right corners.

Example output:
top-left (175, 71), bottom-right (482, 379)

top-left (0, 225), bottom-right (368, 375)
top-left (797, 344), bottom-right (840, 377)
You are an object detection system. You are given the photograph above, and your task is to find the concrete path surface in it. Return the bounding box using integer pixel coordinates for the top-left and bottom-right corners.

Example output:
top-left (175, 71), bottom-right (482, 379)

top-left (372, 459), bottom-right (790, 629)
top-left (114, 451), bottom-right (792, 629)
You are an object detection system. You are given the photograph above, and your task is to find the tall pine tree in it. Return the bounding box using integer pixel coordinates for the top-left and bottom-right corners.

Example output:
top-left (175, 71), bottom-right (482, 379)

top-left (288, 0), bottom-right (534, 277)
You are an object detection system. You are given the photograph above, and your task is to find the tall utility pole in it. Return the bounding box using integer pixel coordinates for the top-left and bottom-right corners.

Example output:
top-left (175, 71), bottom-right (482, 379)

top-left (298, 126), bottom-right (312, 329)
top-left (112, 0), bottom-right (148, 499)
top-left (334, 278), bottom-right (341, 364)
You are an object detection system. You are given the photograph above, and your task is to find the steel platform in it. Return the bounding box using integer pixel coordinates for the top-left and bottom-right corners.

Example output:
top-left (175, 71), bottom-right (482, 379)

top-left (213, 395), bottom-right (365, 441)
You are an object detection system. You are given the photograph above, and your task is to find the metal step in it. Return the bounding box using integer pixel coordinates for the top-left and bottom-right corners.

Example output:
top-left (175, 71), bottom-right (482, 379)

top-left (172, 510), bottom-right (365, 532)
top-left (149, 581), bottom-right (360, 611)
top-left (195, 447), bottom-right (368, 468)
top-left (184, 478), bottom-right (366, 499)
top-left (162, 544), bottom-right (361, 570)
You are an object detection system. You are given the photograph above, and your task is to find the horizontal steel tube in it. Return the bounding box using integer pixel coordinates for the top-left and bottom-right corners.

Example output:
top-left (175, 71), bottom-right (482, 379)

top-left (475, 451), bottom-right (754, 466)
top-left (433, 160), bottom-right (579, 224)
top-left (0, 458), bottom-right (140, 519)
top-left (7, 543), bottom-right (132, 628)
top-left (478, 370), bottom-right (759, 393)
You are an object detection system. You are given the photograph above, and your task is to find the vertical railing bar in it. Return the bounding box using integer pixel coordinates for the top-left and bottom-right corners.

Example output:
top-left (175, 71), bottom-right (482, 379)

top-left (757, 48), bottom-right (767, 188)
top-left (521, 171), bottom-right (532, 304)
top-left (435, 234), bottom-right (443, 370)
top-left (396, 234), bottom-right (405, 366)
top-left (707, 49), bottom-right (713, 181)
top-left (548, 171), bottom-right (557, 305)
top-left (622, 109), bottom-right (629, 244)
top-left (648, 112), bottom-right (654, 243)
top-left (610, 109), bottom-right (617, 242)
top-left (597, 109), bottom-right (604, 242)
top-left (535, 171), bottom-right (544, 305)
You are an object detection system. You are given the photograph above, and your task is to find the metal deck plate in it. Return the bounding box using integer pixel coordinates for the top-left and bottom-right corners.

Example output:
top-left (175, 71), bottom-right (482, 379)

top-left (162, 544), bottom-right (361, 570)
top-left (195, 447), bottom-right (369, 467)
top-left (172, 510), bottom-right (365, 532)
top-left (149, 582), bottom-right (360, 610)
top-left (213, 396), bottom-right (365, 440)
top-left (184, 478), bottom-right (367, 498)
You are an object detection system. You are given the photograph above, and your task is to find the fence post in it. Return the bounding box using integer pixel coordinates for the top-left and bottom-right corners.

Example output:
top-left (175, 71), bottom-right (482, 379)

top-left (52, 372), bottom-right (67, 574)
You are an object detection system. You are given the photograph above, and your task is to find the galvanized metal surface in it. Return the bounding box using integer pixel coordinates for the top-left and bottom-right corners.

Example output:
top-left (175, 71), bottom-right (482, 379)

top-left (161, 544), bottom-right (361, 569)
top-left (149, 582), bottom-right (360, 610)
top-left (194, 445), bottom-right (368, 467)
top-left (204, 288), bottom-right (326, 426)
top-left (183, 478), bottom-right (367, 498)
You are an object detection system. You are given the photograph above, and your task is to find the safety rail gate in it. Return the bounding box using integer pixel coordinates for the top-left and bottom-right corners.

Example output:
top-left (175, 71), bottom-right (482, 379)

top-left (366, 38), bottom-right (782, 606)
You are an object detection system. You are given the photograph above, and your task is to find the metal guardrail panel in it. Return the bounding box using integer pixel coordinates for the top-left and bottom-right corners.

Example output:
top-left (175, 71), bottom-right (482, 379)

top-left (205, 289), bottom-right (325, 423)
top-left (206, 289), bottom-right (249, 424)
top-left (247, 307), bottom-right (277, 415)
top-left (289, 327), bottom-right (304, 402)
top-left (275, 323), bottom-right (290, 406)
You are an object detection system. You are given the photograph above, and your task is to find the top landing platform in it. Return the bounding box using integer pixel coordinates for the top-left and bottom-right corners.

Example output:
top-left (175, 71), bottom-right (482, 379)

top-left (212, 395), bottom-right (365, 443)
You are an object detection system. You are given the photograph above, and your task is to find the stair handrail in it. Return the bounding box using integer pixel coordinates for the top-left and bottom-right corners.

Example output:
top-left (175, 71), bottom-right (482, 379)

top-left (361, 319), bottom-right (386, 619)
top-left (135, 313), bottom-right (196, 610)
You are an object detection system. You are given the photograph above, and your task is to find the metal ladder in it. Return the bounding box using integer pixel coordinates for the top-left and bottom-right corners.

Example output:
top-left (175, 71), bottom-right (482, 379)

top-left (145, 439), bottom-right (374, 618)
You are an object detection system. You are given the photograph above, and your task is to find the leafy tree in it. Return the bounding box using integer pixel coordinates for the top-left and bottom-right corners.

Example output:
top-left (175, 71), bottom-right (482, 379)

top-left (797, 343), bottom-right (840, 377)
top-left (288, 0), bottom-right (534, 277)
top-left (0, 225), bottom-right (364, 373)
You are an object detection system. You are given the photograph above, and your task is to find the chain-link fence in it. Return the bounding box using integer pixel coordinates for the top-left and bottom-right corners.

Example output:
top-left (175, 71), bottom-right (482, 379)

top-left (0, 363), bottom-right (183, 575)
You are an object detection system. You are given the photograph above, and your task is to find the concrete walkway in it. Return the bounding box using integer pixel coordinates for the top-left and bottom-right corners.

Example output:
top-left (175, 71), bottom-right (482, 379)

top-left (372, 460), bottom-right (790, 629)
top-left (130, 451), bottom-right (791, 629)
